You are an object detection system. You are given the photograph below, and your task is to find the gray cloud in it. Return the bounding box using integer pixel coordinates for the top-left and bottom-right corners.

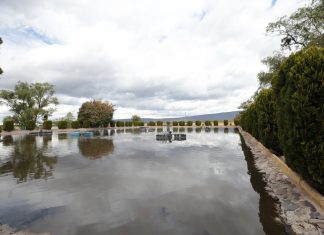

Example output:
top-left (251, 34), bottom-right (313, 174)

top-left (0, 0), bottom-right (304, 119)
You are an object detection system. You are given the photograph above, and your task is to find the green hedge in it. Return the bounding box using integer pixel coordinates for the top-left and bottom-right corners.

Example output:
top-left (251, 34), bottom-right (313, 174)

top-left (273, 47), bottom-right (324, 188)
top-left (83, 120), bottom-right (90, 128)
top-left (58, 120), bottom-right (68, 129)
top-left (110, 121), bottom-right (115, 127)
top-left (156, 121), bottom-right (163, 126)
top-left (71, 120), bottom-right (80, 129)
top-left (205, 120), bottom-right (211, 126)
top-left (172, 121), bottom-right (178, 126)
top-left (147, 121), bottom-right (156, 126)
top-left (179, 121), bottom-right (185, 126)
top-left (241, 47), bottom-right (324, 193)
top-left (26, 120), bottom-right (36, 130)
top-left (187, 121), bottom-right (193, 126)
top-left (195, 120), bottom-right (201, 126)
top-left (43, 120), bottom-right (52, 130)
top-left (223, 120), bottom-right (228, 126)
top-left (213, 120), bottom-right (218, 126)
top-left (125, 121), bottom-right (133, 127)
top-left (3, 120), bottom-right (14, 132)
top-left (133, 121), bottom-right (144, 126)
top-left (116, 121), bottom-right (125, 127)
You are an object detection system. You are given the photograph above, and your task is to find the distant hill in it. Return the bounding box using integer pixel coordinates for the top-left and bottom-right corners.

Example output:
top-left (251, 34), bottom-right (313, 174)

top-left (116, 111), bottom-right (241, 122)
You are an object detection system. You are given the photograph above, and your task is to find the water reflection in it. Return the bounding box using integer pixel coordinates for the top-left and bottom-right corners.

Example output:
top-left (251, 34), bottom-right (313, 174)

top-left (214, 128), bottom-right (219, 133)
top-left (195, 128), bottom-right (202, 133)
top-left (0, 136), bottom-right (58, 183)
top-left (2, 135), bottom-right (14, 146)
top-left (224, 128), bottom-right (229, 134)
top-left (58, 133), bottom-right (68, 140)
top-left (239, 135), bottom-right (286, 234)
top-left (78, 138), bottom-right (114, 159)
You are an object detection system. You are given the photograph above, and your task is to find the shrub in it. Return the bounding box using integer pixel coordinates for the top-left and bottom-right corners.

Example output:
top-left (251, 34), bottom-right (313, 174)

top-left (166, 121), bottom-right (170, 125)
top-left (133, 121), bottom-right (144, 126)
top-left (187, 121), bottom-right (193, 126)
top-left (195, 120), bottom-right (201, 126)
top-left (83, 120), bottom-right (90, 128)
top-left (234, 116), bottom-right (240, 126)
top-left (110, 121), bottom-right (115, 127)
top-left (147, 121), bottom-right (156, 126)
top-left (26, 120), bottom-right (36, 130)
top-left (172, 121), bottom-right (178, 126)
top-left (223, 120), bottom-right (228, 126)
top-left (116, 121), bottom-right (125, 127)
top-left (0, 126), bottom-right (2, 133)
top-left (3, 120), bottom-right (14, 132)
top-left (71, 120), bottom-right (80, 129)
top-left (205, 120), bottom-right (211, 126)
top-left (125, 121), bottom-right (133, 127)
top-left (273, 47), bottom-right (324, 188)
top-left (156, 121), bottom-right (163, 126)
top-left (57, 120), bottom-right (68, 129)
top-left (43, 120), bottom-right (52, 130)
top-left (179, 121), bottom-right (185, 126)
top-left (213, 120), bottom-right (218, 126)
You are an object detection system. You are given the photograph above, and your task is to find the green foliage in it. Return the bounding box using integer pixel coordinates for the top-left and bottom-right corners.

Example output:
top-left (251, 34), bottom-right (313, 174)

top-left (116, 121), bottom-right (125, 127)
top-left (205, 120), bottom-right (211, 126)
top-left (3, 120), bottom-right (14, 131)
top-left (109, 121), bottom-right (115, 127)
top-left (273, 47), bottom-right (324, 187)
top-left (179, 121), bottom-right (185, 126)
top-left (147, 121), bottom-right (156, 126)
top-left (266, 0), bottom-right (324, 50)
top-left (0, 82), bottom-right (58, 128)
top-left (156, 121), bottom-right (163, 126)
top-left (133, 121), bottom-right (144, 126)
top-left (43, 120), bottom-right (52, 130)
top-left (213, 120), bottom-right (218, 126)
top-left (83, 120), bottom-right (90, 128)
top-left (172, 121), bottom-right (179, 126)
top-left (195, 120), bottom-right (201, 126)
top-left (78, 100), bottom-right (115, 127)
top-left (234, 116), bottom-right (240, 126)
top-left (187, 121), bottom-right (193, 126)
top-left (71, 120), bottom-right (80, 129)
top-left (26, 120), bottom-right (36, 130)
top-left (166, 121), bottom-right (170, 125)
top-left (257, 52), bottom-right (286, 88)
top-left (223, 120), bottom-right (229, 126)
top-left (131, 115), bottom-right (141, 122)
top-left (125, 121), bottom-right (133, 127)
top-left (57, 120), bottom-right (68, 129)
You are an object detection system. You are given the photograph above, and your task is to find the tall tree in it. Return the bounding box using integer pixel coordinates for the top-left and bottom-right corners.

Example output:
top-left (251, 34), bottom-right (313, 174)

top-left (78, 100), bottom-right (115, 127)
top-left (0, 81), bottom-right (59, 128)
top-left (131, 115), bottom-right (141, 122)
top-left (266, 0), bottom-right (324, 50)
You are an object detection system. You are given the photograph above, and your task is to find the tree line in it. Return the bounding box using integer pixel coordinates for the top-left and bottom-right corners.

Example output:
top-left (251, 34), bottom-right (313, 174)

top-left (239, 0), bottom-right (324, 193)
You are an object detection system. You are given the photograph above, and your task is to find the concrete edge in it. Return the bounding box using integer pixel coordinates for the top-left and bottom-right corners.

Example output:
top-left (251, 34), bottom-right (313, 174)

top-left (238, 126), bottom-right (324, 210)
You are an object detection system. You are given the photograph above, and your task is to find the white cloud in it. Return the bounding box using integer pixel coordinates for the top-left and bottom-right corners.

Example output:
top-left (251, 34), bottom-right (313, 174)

top-left (0, 0), bottom-right (305, 120)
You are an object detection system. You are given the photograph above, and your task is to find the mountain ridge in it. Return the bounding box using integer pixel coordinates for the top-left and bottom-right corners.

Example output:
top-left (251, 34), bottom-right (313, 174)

top-left (116, 111), bottom-right (241, 122)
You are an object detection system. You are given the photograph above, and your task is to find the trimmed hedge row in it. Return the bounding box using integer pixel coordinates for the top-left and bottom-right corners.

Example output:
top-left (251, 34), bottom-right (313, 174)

top-left (3, 120), bottom-right (14, 132)
top-left (43, 120), bottom-right (52, 130)
top-left (240, 47), bottom-right (324, 192)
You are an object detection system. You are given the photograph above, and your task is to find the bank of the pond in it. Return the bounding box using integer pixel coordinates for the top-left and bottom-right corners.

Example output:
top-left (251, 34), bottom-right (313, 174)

top-left (239, 127), bottom-right (324, 234)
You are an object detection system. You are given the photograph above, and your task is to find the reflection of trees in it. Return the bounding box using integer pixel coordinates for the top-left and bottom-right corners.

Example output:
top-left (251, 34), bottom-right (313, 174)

top-left (78, 138), bottom-right (114, 160)
top-left (239, 135), bottom-right (286, 234)
top-left (0, 136), bottom-right (58, 183)
top-left (2, 135), bottom-right (13, 146)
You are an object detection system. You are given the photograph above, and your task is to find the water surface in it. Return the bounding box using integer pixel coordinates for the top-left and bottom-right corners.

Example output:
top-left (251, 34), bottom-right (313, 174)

top-left (0, 128), bottom-right (286, 235)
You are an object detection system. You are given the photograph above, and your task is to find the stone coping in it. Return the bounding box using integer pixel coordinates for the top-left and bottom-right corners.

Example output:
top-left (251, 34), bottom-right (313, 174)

top-left (239, 127), bottom-right (324, 234)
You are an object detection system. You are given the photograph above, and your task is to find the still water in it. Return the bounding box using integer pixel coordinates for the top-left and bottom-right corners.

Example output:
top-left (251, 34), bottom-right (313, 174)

top-left (0, 128), bottom-right (286, 235)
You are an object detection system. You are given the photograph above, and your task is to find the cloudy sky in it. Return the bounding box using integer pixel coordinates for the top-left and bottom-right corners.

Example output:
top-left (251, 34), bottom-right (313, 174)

top-left (0, 0), bottom-right (304, 120)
